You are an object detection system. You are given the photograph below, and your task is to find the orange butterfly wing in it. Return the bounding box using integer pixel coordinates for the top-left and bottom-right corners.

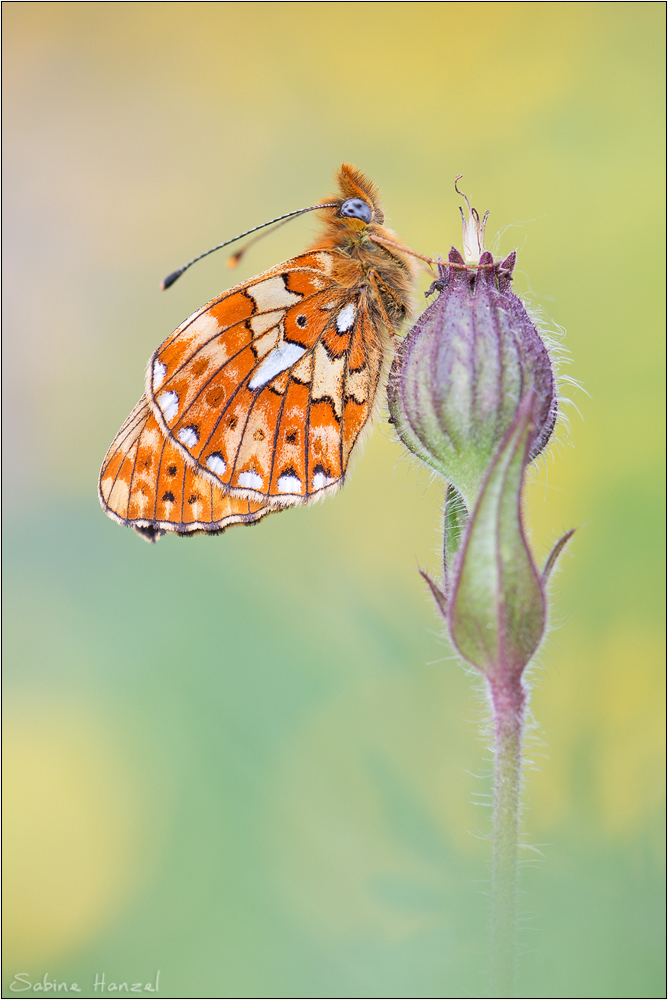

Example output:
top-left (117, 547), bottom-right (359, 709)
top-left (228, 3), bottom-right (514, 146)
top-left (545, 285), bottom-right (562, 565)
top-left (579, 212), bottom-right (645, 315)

top-left (147, 250), bottom-right (385, 505)
top-left (100, 164), bottom-right (417, 541)
top-left (99, 396), bottom-right (270, 541)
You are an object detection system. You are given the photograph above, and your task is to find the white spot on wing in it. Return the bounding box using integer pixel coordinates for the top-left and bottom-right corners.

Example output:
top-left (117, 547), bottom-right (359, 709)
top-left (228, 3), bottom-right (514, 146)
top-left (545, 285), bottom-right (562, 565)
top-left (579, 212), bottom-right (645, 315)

top-left (177, 426), bottom-right (199, 448)
top-left (159, 391), bottom-right (179, 422)
top-left (312, 342), bottom-right (345, 417)
top-left (238, 471), bottom-right (263, 489)
top-left (253, 328), bottom-right (280, 360)
top-left (249, 310), bottom-right (283, 337)
top-left (247, 275), bottom-right (301, 312)
top-left (313, 252), bottom-right (333, 273)
top-left (312, 470), bottom-right (338, 491)
top-left (206, 454), bottom-right (227, 476)
top-left (291, 352), bottom-right (313, 383)
top-left (336, 303), bottom-right (356, 332)
top-left (108, 478), bottom-right (130, 509)
top-left (344, 367), bottom-right (369, 404)
top-left (153, 360), bottom-right (167, 389)
top-left (277, 473), bottom-right (302, 494)
top-left (187, 312), bottom-right (221, 339)
top-left (249, 341), bottom-right (306, 390)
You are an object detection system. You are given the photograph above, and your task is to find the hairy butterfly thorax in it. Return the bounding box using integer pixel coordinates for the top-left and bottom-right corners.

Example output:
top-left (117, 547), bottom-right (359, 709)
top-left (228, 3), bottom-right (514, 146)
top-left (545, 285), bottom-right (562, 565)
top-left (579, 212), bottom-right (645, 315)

top-left (313, 164), bottom-right (415, 330)
top-left (99, 164), bottom-right (417, 541)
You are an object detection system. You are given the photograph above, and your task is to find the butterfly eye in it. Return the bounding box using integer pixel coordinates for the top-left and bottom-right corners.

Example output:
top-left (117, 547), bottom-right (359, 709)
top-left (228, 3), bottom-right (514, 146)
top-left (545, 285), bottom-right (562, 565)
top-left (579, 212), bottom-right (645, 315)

top-left (340, 198), bottom-right (372, 224)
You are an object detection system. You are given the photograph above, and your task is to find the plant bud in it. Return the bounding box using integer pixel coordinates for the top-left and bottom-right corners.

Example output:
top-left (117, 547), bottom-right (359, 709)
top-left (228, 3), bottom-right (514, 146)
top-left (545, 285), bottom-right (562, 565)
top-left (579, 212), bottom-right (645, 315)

top-left (387, 212), bottom-right (557, 512)
top-left (447, 392), bottom-right (546, 679)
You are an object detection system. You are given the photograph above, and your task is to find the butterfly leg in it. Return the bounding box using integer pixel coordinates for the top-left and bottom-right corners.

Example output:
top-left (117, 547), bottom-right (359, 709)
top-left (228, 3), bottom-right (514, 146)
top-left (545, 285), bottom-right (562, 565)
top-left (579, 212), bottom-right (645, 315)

top-left (368, 269), bottom-right (401, 349)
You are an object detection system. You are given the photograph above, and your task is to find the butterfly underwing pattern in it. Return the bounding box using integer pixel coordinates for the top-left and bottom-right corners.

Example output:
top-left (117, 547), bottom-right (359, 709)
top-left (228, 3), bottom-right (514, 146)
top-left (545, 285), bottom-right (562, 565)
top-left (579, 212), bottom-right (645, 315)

top-left (99, 164), bottom-right (416, 540)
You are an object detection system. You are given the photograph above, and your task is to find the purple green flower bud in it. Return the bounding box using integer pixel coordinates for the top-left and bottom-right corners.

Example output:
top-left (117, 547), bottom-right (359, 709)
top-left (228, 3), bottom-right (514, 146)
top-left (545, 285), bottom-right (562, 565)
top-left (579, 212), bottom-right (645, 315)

top-left (447, 392), bottom-right (545, 679)
top-left (387, 210), bottom-right (557, 514)
top-left (392, 190), bottom-right (576, 994)
top-left (420, 392), bottom-right (571, 680)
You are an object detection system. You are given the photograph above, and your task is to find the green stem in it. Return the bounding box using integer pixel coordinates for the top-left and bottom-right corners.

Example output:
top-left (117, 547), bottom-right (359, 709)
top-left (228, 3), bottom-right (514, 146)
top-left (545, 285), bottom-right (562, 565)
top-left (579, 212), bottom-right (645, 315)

top-left (488, 674), bottom-right (526, 998)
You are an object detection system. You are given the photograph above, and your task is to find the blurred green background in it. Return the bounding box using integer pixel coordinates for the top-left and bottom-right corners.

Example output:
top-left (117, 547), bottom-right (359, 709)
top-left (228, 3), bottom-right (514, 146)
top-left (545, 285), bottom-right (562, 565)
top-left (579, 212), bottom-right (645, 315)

top-left (3, 3), bottom-right (664, 997)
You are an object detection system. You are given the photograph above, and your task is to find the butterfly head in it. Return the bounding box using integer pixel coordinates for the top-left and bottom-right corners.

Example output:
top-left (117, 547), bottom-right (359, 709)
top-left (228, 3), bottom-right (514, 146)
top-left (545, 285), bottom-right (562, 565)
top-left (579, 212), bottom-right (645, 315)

top-left (318, 163), bottom-right (386, 235)
top-left (340, 198), bottom-right (373, 225)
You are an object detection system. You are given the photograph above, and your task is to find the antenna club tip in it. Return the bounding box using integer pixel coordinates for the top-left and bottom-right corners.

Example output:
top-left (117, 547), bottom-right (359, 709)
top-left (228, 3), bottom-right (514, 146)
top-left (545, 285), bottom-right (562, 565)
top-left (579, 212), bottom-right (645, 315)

top-left (161, 269), bottom-right (181, 290)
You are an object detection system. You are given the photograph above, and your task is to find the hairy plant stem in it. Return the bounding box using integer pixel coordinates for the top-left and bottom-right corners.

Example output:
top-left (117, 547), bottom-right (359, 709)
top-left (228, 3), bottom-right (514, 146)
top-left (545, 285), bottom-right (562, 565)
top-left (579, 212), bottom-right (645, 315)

top-left (488, 673), bottom-right (526, 998)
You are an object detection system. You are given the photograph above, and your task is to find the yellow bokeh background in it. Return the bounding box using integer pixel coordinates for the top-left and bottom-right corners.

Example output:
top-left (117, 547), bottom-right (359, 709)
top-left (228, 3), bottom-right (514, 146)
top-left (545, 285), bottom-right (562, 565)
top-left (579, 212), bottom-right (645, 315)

top-left (3, 3), bottom-right (664, 997)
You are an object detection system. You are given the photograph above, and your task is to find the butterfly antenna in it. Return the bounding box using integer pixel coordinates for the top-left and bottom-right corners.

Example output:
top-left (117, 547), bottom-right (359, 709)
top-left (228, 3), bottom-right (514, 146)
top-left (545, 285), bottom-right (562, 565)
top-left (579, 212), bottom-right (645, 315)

top-left (226, 215), bottom-right (297, 270)
top-left (161, 203), bottom-right (338, 289)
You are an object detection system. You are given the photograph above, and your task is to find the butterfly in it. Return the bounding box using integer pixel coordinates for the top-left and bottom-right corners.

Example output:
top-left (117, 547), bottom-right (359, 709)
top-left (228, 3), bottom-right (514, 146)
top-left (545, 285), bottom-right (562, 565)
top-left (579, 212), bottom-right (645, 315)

top-left (99, 164), bottom-right (417, 542)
